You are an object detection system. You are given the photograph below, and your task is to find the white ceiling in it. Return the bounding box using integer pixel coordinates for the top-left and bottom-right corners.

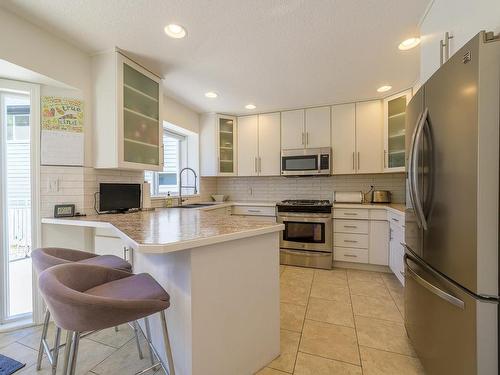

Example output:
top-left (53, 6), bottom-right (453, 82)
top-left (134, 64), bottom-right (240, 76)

top-left (2, 0), bottom-right (430, 115)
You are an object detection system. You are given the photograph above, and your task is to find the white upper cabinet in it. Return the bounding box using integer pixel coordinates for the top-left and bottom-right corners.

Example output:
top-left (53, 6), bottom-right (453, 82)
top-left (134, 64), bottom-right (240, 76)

top-left (305, 106), bottom-right (331, 148)
top-left (93, 50), bottom-right (163, 170)
top-left (200, 113), bottom-right (237, 176)
top-left (258, 112), bottom-right (281, 176)
top-left (331, 103), bottom-right (356, 174)
top-left (383, 90), bottom-right (412, 172)
top-left (237, 112), bottom-right (281, 176)
top-left (355, 100), bottom-right (383, 174)
top-left (281, 109), bottom-right (305, 149)
top-left (237, 115), bottom-right (259, 176)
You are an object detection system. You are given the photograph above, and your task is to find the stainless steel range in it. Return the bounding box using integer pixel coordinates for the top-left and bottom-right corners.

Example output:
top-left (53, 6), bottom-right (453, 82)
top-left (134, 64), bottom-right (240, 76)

top-left (277, 199), bottom-right (333, 269)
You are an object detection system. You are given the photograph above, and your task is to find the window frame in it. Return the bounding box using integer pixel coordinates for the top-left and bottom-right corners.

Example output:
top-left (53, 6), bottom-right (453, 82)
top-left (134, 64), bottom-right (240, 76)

top-left (146, 128), bottom-right (186, 197)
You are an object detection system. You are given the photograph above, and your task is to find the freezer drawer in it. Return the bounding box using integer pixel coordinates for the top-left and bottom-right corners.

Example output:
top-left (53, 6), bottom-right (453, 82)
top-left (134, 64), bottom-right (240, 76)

top-left (405, 254), bottom-right (498, 375)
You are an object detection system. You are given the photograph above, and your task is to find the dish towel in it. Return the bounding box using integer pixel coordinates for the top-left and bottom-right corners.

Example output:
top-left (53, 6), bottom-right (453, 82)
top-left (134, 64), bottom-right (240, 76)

top-left (0, 354), bottom-right (25, 375)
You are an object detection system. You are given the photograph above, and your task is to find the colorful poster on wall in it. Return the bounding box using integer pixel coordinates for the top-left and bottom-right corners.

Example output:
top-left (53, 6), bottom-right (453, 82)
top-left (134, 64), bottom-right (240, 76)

top-left (41, 96), bottom-right (84, 166)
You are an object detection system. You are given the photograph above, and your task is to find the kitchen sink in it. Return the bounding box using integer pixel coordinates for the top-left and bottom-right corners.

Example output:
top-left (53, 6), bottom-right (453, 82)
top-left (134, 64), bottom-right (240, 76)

top-left (178, 203), bottom-right (219, 209)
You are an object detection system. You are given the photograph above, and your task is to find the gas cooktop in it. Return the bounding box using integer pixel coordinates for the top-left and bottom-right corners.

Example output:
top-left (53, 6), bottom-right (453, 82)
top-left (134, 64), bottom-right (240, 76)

top-left (276, 199), bottom-right (332, 213)
top-left (278, 199), bottom-right (332, 206)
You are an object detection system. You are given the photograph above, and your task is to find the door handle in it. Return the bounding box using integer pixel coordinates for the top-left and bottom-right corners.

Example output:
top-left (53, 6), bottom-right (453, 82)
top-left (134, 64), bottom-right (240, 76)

top-left (407, 110), bottom-right (423, 229)
top-left (412, 108), bottom-right (429, 230)
top-left (404, 255), bottom-right (464, 309)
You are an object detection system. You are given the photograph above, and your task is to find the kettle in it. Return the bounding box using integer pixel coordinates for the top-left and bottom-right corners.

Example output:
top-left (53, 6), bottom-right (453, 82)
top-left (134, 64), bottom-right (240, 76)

top-left (372, 190), bottom-right (392, 203)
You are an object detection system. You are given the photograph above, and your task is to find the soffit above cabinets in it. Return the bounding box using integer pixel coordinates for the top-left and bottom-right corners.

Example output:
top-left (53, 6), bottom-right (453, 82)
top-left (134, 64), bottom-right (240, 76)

top-left (2, 0), bottom-right (430, 114)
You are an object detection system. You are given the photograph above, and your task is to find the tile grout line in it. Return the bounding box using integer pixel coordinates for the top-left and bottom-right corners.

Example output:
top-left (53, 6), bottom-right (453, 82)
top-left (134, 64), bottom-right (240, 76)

top-left (290, 266), bottom-right (314, 374)
top-left (347, 271), bottom-right (365, 374)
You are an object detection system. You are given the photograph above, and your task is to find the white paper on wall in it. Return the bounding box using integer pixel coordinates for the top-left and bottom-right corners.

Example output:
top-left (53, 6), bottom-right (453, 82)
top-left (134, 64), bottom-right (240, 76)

top-left (40, 96), bottom-right (84, 166)
top-left (41, 130), bottom-right (84, 166)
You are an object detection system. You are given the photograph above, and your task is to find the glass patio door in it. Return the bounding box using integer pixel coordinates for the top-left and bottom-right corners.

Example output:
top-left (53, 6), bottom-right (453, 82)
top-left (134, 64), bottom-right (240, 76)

top-left (0, 87), bottom-right (34, 323)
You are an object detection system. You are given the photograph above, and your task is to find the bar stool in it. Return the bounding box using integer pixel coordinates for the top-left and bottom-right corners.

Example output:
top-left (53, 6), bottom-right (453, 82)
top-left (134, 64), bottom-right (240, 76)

top-left (31, 247), bottom-right (143, 374)
top-left (38, 263), bottom-right (175, 375)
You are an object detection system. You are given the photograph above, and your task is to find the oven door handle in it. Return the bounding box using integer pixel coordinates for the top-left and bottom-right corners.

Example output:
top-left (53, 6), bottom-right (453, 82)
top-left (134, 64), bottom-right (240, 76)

top-left (278, 216), bottom-right (331, 223)
top-left (280, 249), bottom-right (332, 256)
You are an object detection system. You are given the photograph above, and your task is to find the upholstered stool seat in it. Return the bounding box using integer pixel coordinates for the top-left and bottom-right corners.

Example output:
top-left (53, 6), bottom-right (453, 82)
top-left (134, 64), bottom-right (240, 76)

top-left (39, 263), bottom-right (175, 375)
top-left (31, 247), bottom-right (139, 375)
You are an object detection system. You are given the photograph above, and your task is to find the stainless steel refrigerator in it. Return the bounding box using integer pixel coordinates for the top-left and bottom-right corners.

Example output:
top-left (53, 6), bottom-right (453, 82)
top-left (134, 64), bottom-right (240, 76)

top-left (404, 31), bottom-right (500, 375)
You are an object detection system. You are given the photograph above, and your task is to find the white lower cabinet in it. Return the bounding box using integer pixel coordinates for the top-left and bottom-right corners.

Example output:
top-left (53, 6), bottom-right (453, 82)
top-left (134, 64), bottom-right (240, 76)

top-left (368, 220), bottom-right (389, 265)
top-left (94, 228), bottom-right (126, 259)
top-left (333, 208), bottom-right (398, 268)
top-left (389, 216), bottom-right (405, 285)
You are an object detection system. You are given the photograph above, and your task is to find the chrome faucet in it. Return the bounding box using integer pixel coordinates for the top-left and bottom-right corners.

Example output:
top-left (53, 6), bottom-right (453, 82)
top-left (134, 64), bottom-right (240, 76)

top-left (178, 167), bottom-right (198, 206)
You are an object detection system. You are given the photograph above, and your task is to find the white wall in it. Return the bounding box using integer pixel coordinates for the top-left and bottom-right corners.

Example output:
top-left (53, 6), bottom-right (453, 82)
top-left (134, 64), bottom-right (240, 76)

top-left (419, 0), bottom-right (500, 85)
top-left (163, 95), bottom-right (200, 134)
top-left (0, 7), bottom-right (94, 167)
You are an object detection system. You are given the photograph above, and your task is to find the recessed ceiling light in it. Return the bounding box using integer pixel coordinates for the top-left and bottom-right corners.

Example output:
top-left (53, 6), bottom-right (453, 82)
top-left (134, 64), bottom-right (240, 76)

top-left (377, 85), bottom-right (392, 93)
top-left (204, 91), bottom-right (218, 98)
top-left (398, 37), bottom-right (420, 50)
top-left (245, 104), bottom-right (256, 110)
top-left (164, 24), bottom-right (187, 39)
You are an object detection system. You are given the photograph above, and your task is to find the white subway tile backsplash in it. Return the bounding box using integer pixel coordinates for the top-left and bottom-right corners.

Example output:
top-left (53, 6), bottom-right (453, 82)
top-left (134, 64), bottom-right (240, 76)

top-left (215, 173), bottom-right (406, 203)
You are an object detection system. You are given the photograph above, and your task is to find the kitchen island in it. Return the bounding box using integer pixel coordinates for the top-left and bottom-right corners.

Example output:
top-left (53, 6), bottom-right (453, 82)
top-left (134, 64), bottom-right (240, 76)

top-left (41, 206), bottom-right (284, 375)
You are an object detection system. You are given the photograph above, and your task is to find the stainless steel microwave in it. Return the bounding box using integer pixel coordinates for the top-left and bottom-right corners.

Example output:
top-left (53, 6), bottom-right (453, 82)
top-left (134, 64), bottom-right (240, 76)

top-left (281, 148), bottom-right (331, 176)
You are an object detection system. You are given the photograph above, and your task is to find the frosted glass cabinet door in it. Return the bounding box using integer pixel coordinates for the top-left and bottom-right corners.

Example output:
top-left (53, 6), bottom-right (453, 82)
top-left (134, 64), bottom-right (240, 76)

top-left (122, 61), bottom-right (161, 166)
top-left (218, 115), bottom-right (237, 174)
top-left (384, 90), bottom-right (412, 172)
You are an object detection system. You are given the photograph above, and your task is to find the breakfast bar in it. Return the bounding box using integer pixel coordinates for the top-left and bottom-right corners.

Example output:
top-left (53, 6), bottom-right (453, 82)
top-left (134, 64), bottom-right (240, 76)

top-left (41, 207), bottom-right (284, 375)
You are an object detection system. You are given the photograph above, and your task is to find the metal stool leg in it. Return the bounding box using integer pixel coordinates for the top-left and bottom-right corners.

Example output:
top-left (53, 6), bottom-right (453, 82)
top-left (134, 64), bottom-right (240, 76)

top-left (67, 332), bottom-right (81, 375)
top-left (36, 309), bottom-right (51, 370)
top-left (132, 321), bottom-right (144, 360)
top-left (62, 330), bottom-right (73, 375)
top-left (144, 317), bottom-right (155, 366)
top-left (160, 311), bottom-right (175, 375)
top-left (51, 326), bottom-right (62, 375)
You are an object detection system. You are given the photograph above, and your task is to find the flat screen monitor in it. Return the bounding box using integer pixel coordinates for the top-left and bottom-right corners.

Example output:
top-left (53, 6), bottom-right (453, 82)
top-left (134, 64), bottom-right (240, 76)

top-left (99, 183), bottom-right (141, 213)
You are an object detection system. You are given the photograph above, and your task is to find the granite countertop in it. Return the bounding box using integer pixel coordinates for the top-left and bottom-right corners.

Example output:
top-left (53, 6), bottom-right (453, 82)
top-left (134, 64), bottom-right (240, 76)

top-left (42, 207), bottom-right (284, 253)
top-left (332, 203), bottom-right (406, 214)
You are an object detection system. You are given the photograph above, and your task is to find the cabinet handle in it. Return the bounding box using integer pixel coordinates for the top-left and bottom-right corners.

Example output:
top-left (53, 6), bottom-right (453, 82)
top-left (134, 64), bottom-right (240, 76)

top-left (344, 254), bottom-right (358, 258)
top-left (344, 225), bottom-right (358, 229)
top-left (302, 132), bottom-right (305, 145)
top-left (259, 157), bottom-right (262, 173)
top-left (306, 132), bottom-right (309, 145)
top-left (384, 150), bottom-right (387, 168)
top-left (392, 218), bottom-right (399, 222)
top-left (343, 212), bottom-right (358, 216)
top-left (357, 152), bottom-right (360, 170)
top-left (352, 152), bottom-right (355, 170)
top-left (123, 246), bottom-right (128, 261)
top-left (344, 239), bottom-right (358, 243)
top-left (254, 157), bottom-right (257, 173)
top-left (247, 209), bottom-right (261, 213)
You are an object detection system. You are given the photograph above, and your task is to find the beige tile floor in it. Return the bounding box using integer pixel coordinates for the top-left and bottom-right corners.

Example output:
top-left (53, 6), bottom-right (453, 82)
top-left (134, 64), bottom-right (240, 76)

top-left (256, 266), bottom-right (425, 375)
top-left (0, 266), bottom-right (423, 375)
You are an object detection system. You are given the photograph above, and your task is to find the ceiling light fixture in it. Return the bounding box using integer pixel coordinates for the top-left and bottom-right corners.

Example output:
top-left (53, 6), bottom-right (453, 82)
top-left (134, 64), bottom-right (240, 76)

top-left (398, 37), bottom-right (420, 50)
top-left (164, 24), bottom-right (187, 39)
top-left (377, 85), bottom-right (392, 93)
top-left (245, 104), bottom-right (256, 110)
top-left (204, 91), bottom-right (218, 98)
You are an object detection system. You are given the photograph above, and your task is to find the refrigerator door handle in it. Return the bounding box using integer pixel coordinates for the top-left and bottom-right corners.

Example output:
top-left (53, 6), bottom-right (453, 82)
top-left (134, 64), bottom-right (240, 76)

top-left (408, 110), bottom-right (423, 228)
top-left (411, 108), bottom-right (429, 230)
top-left (404, 255), bottom-right (465, 310)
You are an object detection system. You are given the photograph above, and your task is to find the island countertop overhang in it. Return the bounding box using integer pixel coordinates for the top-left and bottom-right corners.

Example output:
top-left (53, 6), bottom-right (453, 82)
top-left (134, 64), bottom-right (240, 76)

top-left (41, 207), bottom-right (284, 254)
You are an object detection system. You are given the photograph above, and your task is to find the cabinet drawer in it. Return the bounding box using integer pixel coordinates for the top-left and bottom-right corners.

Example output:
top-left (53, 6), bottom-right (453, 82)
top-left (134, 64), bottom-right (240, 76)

top-left (333, 209), bottom-right (369, 220)
top-left (334, 219), bottom-right (369, 234)
top-left (232, 205), bottom-right (276, 217)
top-left (334, 247), bottom-right (368, 263)
top-left (369, 209), bottom-right (387, 220)
top-left (334, 233), bottom-right (368, 249)
top-left (388, 211), bottom-right (404, 227)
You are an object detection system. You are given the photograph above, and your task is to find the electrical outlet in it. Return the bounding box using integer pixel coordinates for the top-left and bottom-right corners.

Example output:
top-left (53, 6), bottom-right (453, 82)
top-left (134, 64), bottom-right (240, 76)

top-left (48, 177), bottom-right (59, 193)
